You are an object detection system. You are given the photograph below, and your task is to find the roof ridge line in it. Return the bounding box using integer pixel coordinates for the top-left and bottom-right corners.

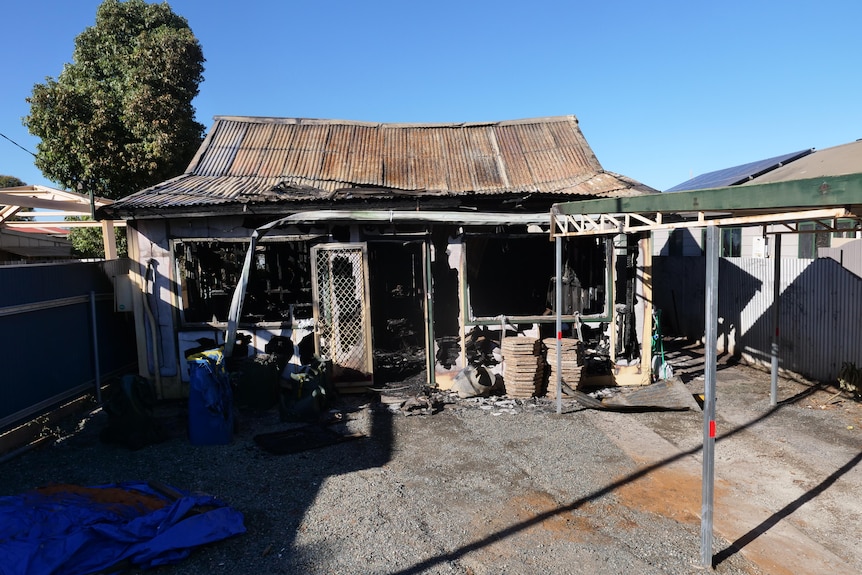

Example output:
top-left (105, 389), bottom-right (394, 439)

top-left (210, 115), bottom-right (580, 128)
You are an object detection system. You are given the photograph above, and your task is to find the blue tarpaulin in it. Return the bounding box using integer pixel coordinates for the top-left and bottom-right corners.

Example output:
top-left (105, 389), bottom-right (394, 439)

top-left (0, 482), bottom-right (246, 575)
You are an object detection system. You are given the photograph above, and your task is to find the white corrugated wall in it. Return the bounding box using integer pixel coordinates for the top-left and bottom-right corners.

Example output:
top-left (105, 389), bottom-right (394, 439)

top-left (654, 256), bottom-right (862, 382)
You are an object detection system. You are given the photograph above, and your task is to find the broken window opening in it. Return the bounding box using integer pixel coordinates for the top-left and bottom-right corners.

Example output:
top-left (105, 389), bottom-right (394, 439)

top-left (465, 235), bottom-right (607, 320)
top-left (174, 238), bottom-right (315, 325)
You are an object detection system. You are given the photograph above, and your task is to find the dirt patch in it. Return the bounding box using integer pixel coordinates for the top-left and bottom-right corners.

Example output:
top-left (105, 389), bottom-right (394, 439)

top-left (615, 465), bottom-right (719, 525)
top-left (475, 491), bottom-right (602, 544)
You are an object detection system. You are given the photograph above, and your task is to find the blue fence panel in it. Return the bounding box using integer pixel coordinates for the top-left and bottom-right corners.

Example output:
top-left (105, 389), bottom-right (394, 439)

top-left (0, 260), bottom-right (137, 431)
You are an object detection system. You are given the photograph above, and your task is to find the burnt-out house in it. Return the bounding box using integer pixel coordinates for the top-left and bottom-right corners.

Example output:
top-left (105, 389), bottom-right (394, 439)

top-left (101, 115), bottom-right (657, 398)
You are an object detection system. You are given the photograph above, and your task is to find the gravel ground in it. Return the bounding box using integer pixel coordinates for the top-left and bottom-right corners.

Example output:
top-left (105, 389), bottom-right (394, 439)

top-left (1, 341), bottom-right (859, 575)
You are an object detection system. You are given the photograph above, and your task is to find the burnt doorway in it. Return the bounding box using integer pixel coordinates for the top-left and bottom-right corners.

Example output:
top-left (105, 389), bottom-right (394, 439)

top-left (367, 241), bottom-right (428, 384)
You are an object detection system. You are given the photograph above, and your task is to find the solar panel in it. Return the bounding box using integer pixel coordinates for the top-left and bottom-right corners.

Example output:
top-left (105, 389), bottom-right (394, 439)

top-left (664, 149), bottom-right (813, 192)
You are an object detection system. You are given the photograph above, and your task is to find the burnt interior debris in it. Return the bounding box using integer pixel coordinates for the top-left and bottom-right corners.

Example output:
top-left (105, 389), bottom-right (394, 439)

top-left (464, 326), bottom-right (503, 368)
top-left (435, 337), bottom-right (461, 370)
top-left (577, 322), bottom-right (614, 382)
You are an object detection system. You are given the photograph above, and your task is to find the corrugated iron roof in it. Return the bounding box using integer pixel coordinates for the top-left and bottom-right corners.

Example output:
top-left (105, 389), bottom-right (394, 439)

top-left (107, 115), bottom-right (657, 216)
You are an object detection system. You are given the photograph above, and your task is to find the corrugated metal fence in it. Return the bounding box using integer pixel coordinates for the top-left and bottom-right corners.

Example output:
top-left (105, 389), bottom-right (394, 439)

top-left (0, 260), bottom-right (138, 431)
top-left (654, 256), bottom-right (862, 382)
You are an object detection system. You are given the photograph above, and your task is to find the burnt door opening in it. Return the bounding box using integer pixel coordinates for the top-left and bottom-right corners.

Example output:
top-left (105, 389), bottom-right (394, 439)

top-left (431, 228), bottom-right (460, 370)
top-left (368, 241), bottom-right (427, 384)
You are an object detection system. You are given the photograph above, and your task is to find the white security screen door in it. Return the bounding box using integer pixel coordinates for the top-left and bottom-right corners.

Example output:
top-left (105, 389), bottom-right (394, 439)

top-left (310, 243), bottom-right (374, 388)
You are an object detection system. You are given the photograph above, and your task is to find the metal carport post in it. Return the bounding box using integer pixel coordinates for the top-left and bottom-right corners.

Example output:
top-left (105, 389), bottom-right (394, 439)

top-left (700, 224), bottom-right (719, 567)
top-left (550, 211), bottom-right (723, 568)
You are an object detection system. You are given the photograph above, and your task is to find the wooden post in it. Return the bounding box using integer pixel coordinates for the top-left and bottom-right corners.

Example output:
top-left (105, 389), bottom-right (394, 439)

top-left (101, 219), bottom-right (118, 260)
top-left (641, 235), bottom-right (653, 384)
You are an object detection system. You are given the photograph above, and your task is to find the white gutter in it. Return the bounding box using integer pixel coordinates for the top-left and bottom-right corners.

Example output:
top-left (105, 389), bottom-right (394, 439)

top-left (258, 209), bottom-right (549, 230)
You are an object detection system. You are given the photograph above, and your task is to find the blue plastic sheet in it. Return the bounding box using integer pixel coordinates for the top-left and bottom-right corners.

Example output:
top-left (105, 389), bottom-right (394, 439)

top-left (0, 482), bottom-right (246, 575)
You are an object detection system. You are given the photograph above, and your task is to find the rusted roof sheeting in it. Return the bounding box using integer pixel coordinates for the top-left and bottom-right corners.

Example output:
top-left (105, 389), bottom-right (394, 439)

top-left (111, 115), bottom-right (656, 212)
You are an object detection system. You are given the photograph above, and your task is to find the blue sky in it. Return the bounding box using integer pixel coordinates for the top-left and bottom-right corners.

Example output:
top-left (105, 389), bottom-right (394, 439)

top-left (2, 0), bottom-right (860, 192)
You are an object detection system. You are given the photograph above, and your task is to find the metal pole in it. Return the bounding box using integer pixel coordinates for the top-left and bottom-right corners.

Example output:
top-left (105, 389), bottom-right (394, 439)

top-left (700, 225), bottom-right (719, 568)
top-left (425, 240), bottom-right (436, 389)
top-left (770, 234), bottom-right (782, 406)
top-left (555, 235), bottom-right (563, 415)
top-left (90, 291), bottom-right (102, 404)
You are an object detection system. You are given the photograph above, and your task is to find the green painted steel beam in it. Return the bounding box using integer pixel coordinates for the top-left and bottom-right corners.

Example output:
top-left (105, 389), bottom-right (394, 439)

top-left (552, 173), bottom-right (862, 216)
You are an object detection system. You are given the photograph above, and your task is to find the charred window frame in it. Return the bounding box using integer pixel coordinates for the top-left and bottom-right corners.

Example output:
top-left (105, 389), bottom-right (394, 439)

top-left (463, 233), bottom-right (608, 321)
top-left (173, 238), bottom-right (314, 326)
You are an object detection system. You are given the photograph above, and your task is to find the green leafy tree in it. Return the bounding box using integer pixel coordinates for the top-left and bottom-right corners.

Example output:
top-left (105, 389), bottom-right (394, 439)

top-left (24, 0), bottom-right (205, 200)
top-left (67, 216), bottom-right (128, 259)
top-left (0, 175), bottom-right (26, 188)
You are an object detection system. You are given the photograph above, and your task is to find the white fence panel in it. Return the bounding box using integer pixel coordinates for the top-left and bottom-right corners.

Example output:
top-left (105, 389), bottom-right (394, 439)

top-left (654, 256), bottom-right (862, 382)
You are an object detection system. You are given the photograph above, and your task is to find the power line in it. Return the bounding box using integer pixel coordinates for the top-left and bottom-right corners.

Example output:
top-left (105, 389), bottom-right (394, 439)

top-left (0, 131), bottom-right (36, 157)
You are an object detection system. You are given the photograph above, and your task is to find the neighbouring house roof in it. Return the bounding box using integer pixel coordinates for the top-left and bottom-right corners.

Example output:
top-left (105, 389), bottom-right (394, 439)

top-left (0, 245), bottom-right (72, 258)
top-left (665, 140), bottom-right (862, 193)
top-left (664, 149), bottom-right (813, 192)
top-left (0, 225), bottom-right (69, 238)
top-left (0, 226), bottom-right (72, 260)
top-left (103, 115), bottom-right (658, 218)
top-left (742, 140), bottom-right (862, 185)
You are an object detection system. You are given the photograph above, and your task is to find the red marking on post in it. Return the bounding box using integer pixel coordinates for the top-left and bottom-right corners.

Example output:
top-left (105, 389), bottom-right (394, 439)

top-left (557, 331), bottom-right (563, 340)
top-left (709, 420), bottom-right (716, 438)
